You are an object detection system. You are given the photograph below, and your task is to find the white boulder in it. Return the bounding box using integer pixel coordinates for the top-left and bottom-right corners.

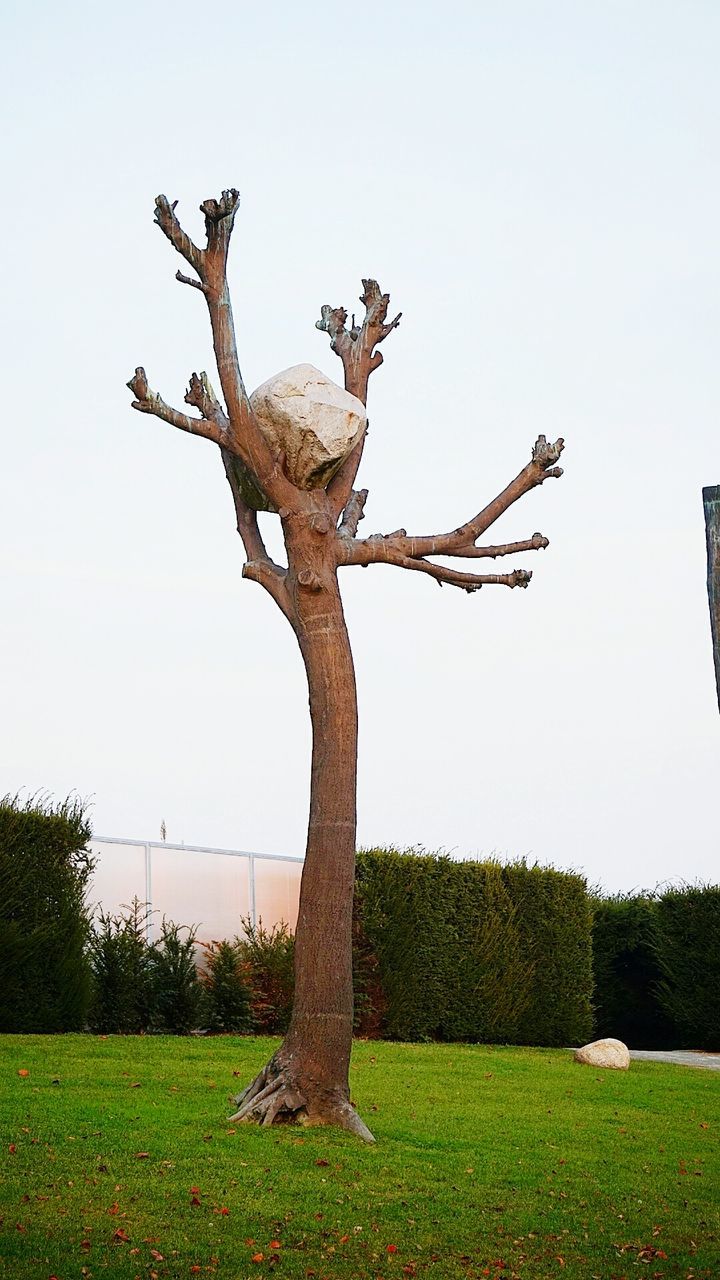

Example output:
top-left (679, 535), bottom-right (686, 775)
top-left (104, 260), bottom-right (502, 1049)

top-left (250, 364), bottom-right (367, 491)
top-left (573, 1037), bottom-right (630, 1070)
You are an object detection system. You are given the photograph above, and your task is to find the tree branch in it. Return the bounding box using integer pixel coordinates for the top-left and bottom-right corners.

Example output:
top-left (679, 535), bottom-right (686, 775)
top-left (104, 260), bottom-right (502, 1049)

top-left (151, 191), bottom-right (298, 513)
top-left (316, 280), bottom-right (401, 405)
top-left (184, 371), bottom-right (229, 428)
top-left (339, 540), bottom-right (532, 592)
top-left (154, 196), bottom-right (204, 276)
top-left (338, 489), bottom-right (369, 538)
top-left (448, 533), bottom-right (549, 558)
top-left (345, 435), bottom-right (564, 562)
top-left (318, 279), bottom-right (401, 517)
top-left (127, 367), bottom-right (227, 447)
top-left (221, 448), bottom-right (294, 623)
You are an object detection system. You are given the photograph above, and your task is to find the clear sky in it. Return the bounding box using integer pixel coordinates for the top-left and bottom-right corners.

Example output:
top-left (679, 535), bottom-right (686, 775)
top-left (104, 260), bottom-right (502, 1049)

top-left (2, 0), bottom-right (718, 894)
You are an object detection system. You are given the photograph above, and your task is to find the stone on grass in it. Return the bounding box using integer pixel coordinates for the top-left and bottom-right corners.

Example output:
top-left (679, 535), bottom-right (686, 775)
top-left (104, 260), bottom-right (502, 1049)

top-left (573, 1037), bottom-right (630, 1070)
top-left (250, 364), bottom-right (367, 491)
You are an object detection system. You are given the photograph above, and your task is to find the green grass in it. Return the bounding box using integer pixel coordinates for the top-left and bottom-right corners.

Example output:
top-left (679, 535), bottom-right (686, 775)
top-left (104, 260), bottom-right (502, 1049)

top-left (1, 1037), bottom-right (718, 1280)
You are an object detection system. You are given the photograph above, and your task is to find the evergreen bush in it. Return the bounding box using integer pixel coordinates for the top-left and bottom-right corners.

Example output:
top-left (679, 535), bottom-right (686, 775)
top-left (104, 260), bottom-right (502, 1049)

top-left (88, 898), bottom-right (154, 1033)
top-left (0, 794), bottom-right (93, 1032)
top-left (237, 918), bottom-right (295, 1034)
top-left (200, 939), bottom-right (254, 1033)
top-left (150, 920), bottom-right (203, 1034)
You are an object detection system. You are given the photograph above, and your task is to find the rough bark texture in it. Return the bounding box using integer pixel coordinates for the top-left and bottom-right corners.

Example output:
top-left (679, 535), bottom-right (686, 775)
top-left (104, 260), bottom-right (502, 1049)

top-left (127, 189), bottom-right (565, 1142)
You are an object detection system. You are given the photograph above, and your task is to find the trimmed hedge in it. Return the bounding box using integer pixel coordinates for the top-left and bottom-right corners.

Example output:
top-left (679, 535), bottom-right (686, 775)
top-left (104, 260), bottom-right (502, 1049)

top-left (656, 886), bottom-right (720, 1050)
top-left (591, 894), bottom-right (674, 1048)
top-left (0, 795), bottom-right (94, 1033)
top-left (354, 849), bottom-right (593, 1047)
top-left (591, 886), bottom-right (720, 1050)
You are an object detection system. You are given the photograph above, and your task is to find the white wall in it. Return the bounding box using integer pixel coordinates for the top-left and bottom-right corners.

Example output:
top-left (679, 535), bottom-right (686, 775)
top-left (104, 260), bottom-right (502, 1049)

top-left (88, 838), bottom-right (303, 944)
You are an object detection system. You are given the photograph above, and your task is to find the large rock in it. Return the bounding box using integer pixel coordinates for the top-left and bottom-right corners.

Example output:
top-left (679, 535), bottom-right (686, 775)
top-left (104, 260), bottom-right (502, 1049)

top-left (250, 364), bottom-right (367, 491)
top-left (573, 1037), bottom-right (630, 1070)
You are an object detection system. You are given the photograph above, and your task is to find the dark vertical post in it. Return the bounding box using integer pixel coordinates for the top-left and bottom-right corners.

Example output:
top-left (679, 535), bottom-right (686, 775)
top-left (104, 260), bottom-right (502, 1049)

top-left (702, 485), bottom-right (720, 712)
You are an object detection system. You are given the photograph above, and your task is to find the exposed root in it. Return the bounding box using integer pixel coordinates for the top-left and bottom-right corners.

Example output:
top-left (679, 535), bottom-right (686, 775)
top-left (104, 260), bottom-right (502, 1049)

top-left (228, 1058), bottom-right (375, 1141)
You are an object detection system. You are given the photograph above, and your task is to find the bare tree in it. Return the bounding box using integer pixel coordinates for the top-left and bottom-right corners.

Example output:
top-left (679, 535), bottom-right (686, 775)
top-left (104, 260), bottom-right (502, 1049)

top-left (127, 190), bottom-right (564, 1142)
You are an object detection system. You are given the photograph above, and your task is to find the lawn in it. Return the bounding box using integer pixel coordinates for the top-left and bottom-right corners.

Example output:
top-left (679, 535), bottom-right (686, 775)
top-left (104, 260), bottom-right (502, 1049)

top-left (0, 1037), bottom-right (718, 1280)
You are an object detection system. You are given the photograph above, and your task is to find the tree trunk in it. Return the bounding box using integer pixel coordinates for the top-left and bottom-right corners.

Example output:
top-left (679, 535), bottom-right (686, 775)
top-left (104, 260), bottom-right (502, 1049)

top-left (230, 520), bottom-right (374, 1141)
top-left (703, 485), bottom-right (720, 713)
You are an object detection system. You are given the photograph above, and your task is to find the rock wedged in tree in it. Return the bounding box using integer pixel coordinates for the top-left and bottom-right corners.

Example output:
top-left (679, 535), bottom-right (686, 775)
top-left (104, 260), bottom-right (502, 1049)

top-left (250, 364), bottom-right (367, 491)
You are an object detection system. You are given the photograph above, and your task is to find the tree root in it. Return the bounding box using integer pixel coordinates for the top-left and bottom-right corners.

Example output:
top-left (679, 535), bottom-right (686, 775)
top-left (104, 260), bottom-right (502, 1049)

top-left (228, 1058), bottom-right (375, 1142)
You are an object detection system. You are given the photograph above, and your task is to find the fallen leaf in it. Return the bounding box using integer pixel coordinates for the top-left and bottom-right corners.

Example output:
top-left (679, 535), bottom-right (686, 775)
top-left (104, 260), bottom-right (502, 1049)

top-left (130, 1082), bottom-right (141, 1088)
top-left (134, 1152), bottom-right (150, 1159)
top-left (387, 1244), bottom-right (398, 1253)
top-left (190, 1195), bottom-right (201, 1206)
top-left (252, 1253), bottom-right (265, 1263)
top-left (17, 1069), bottom-right (29, 1078)
top-left (112, 1228), bottom-right (130, 1242)
top-left (269, 1239), bottom-right (281, 1247)
top-left (315, 1158), bottom-right (329, 1167)
top-left (8, 1144), bottom-right (16, 1154)
top-left (150, 1249), bottom-right (164, 1261)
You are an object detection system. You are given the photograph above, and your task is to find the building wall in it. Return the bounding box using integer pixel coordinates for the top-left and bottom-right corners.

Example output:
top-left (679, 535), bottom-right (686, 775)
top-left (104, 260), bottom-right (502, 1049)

top-left (88, 838), bottom-right (303, 943)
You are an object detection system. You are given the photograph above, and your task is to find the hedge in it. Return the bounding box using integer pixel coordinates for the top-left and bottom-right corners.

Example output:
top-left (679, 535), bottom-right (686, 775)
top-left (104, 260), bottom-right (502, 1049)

top-left (591, 894), bottom-right (674, 1048)
top-left (0, 794), bottom-right (94, 1033)
top-left (354, 849), bottom-right (594, 1047)
top-left (655, 886), bottom-right (720, 1050)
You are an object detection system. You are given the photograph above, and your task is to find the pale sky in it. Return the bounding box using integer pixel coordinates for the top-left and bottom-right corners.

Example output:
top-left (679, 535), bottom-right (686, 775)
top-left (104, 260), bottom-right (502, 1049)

top-left (2, 0), bottom-right (719, 894)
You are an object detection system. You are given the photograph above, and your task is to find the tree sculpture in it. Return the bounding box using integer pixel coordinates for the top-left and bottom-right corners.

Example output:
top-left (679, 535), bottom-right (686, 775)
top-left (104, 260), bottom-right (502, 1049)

top-left (127, 190), bottom-right (564, 1142)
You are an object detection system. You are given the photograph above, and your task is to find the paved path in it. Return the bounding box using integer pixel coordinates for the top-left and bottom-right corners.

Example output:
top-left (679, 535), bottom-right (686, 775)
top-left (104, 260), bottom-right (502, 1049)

top-left (630, 1049), bottom-right (720, 1072)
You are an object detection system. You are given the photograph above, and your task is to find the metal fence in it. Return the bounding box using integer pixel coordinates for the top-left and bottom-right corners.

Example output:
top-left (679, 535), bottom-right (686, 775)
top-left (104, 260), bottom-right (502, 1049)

top-left (88, 837), bottom-right (303, 944)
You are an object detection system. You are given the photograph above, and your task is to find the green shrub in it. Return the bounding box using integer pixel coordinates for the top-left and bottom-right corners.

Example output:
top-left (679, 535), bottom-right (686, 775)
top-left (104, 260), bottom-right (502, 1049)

top-left (88, 898), bottom-right (155, 1034)
top-left (200, 940), bottom-right (254, 1033)
top-left (656, 885), bottom-right (720, 1050)
top-left (591, 894), bottom-right (675, 1048)
top-left (237, 918), bottom-right (295, 1034)
top-left (504, 862), bottom-right (594, 1047)
top-left (0, 794), bottom-right (93, 1032)
top-left (150, 921), bottom-right (203, 1034)
top-left (355, 849), bottom-right (593, 1047)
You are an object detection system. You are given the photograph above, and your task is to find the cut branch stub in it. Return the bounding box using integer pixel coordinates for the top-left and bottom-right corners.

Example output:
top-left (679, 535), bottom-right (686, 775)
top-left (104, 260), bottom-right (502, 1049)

top-left (154, 195), bottom-right (203, 274)
top-left (184, 371), bottom-right (226, 424)
top-left (200, 188), bottom-right (240, 264)
top-left (532, 434), bottom-right (564, 477)
top-left (316, 278), bottom-right (401, 405)
top-left (317, 279), bottom-right (401, 518)
top-left (126, 366), bottom-right (227, 447)
top-left (153, 189), bottom-right (241, 286)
